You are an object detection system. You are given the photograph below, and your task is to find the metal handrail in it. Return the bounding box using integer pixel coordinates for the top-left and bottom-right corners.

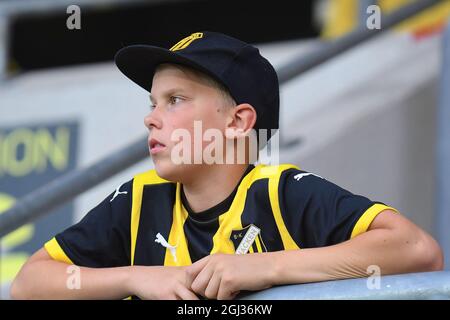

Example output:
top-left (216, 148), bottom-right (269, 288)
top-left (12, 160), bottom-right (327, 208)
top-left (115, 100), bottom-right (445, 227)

top-left (276, 0), bottom-right (441, 83)
top-left (239, 271), bottom-right (450, 300)
top-left (0, 0), bottom-right (443, 238)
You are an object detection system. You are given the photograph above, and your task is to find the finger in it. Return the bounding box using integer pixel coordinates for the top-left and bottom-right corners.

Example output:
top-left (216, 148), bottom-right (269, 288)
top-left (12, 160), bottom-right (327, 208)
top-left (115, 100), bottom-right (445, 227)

top-left (176, 286), bottom-right (200, 300)
top-left (185, 255), bottom-right (212, 288)
top-left (166, 293), bottom-right (179, 300)
top-left (191, 264), bottom-right (215, 297)
top-left (204, 270), bottom-right (221, 300)
top-left (187, 255), bottom-right (211, 280)
top-left (230, 291), bottom-right (240, 300)
top-left (217, 277), bottom-right (236, 300)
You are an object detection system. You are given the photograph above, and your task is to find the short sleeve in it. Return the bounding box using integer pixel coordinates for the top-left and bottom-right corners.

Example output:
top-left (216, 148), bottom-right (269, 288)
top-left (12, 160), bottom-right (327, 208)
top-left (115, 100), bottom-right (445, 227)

top-left (44, 180), bottom-right (133, 267)
top-left (278, 169), bottom-right (398, 248)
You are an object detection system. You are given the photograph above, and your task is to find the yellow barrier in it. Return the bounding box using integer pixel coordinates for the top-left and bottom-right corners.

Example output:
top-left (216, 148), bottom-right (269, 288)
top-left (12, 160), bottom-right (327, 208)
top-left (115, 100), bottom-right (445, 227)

top-left (322, 0), bottom-right (450, 38)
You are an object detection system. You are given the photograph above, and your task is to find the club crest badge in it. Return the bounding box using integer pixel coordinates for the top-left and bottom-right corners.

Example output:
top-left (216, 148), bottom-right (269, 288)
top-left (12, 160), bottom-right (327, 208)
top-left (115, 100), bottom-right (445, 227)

top-left (230, 224), bottom-right (267, 254)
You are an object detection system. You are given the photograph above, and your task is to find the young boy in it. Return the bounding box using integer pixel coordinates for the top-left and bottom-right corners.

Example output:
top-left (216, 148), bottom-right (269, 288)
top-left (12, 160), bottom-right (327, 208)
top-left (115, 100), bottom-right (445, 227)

top-left (11, 31), bottom-right (443, 300)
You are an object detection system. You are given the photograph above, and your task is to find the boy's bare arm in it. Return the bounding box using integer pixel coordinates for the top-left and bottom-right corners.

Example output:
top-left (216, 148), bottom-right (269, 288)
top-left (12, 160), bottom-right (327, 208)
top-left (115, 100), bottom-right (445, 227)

top-left (269, 210), bottom-right (443, 284)
top-left (11, 248), bottom-right (198, 300)
top-left (10, 248), bottom-right (132, 299)
top-left (188, 210), bottom-right (444, 300)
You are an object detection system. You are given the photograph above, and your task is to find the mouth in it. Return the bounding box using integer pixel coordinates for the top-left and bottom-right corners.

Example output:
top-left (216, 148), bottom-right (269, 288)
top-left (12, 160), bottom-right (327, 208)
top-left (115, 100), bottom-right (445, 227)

top-left (149, 138), bottom-right (167, 155)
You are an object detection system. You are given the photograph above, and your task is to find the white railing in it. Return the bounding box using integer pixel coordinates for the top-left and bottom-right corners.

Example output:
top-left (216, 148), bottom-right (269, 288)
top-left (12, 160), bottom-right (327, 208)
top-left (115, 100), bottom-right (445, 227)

top-left (240, 271), bottom-right (450, 300)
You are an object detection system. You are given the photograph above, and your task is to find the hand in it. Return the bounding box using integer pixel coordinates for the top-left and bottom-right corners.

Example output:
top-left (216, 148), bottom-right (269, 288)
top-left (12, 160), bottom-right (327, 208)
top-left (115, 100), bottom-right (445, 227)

top-left (128, 265), bottom-right (199, 300)
top-left (186, 253), bottom-right (276, 300)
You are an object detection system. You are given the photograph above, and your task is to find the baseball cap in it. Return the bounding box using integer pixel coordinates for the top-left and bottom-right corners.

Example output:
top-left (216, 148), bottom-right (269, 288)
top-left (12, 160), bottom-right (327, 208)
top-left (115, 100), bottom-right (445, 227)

top-left (114, 31), bottom-right (280, 139)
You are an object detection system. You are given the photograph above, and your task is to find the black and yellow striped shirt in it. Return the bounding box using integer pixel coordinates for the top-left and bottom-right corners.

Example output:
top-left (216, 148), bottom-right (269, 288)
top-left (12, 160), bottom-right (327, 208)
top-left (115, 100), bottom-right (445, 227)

top-left (45, 164), bottom-right (398, 268)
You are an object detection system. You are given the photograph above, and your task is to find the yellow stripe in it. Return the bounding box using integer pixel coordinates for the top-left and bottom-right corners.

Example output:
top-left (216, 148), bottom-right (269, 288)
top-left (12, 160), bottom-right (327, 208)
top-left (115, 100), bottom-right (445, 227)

top-left (44, 237), bottom-right (73, 264)
top-left (170, 38), bottom-right (190, 51)
top-left (210, 166), bottom-right (267, 254)
top-left (268, 164), bottom-right (301, 250)
top-left (164, 183), bottom-right (191, 266)
top-left (351, 204), bottom-right (400, 239)
top-left (170, 32), bottom-right (204, 51)
top-left (210, 164), bottom-right (301, 254)
top-left (210, 178), bottom-right (249, 255)
top-left (322, 0), bottom-right (450, 39)
top-left (254, 236), bottom-right (263, 253)
top-left (379, 0), bottom-right (450, 32)
top-left (130, 170), bottom-right (170, 265)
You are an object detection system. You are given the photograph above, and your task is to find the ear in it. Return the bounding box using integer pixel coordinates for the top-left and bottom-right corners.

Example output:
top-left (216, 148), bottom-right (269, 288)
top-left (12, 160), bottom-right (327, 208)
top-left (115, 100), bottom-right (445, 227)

top-left (225, 103), bottom-right (257, 139)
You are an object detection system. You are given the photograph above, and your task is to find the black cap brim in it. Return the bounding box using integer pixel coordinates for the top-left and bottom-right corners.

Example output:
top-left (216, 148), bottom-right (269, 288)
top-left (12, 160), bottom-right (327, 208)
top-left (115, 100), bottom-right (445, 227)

top-left (114, 45), bottom-right (216, 93)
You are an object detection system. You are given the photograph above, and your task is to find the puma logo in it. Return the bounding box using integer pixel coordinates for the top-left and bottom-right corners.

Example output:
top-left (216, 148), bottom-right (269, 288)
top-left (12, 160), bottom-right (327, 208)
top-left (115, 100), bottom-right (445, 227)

top-left (294, 172), bottom-right (323, 181)
top-left (110, 184), bottom-right (128, 202)
top-left (155, 233), bottom-right (178, 263)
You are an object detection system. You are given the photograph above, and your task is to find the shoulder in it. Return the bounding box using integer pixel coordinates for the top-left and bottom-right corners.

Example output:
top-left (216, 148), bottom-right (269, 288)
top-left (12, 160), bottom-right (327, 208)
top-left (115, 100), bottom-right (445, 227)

top-left (129, 169), bottom-right (177, 206)
top-left (129, 169), bottom-right (175, 196)
top-left (275, 165), bottom-right (351, 208)
top-left (274, 165), bottom-right (341, 193)
top-left (132, 169), bottom-right (173, 187)
top-left (246, 163), bottom-right (341, 193)
top-left (250, 163), bottom-right (300, 181)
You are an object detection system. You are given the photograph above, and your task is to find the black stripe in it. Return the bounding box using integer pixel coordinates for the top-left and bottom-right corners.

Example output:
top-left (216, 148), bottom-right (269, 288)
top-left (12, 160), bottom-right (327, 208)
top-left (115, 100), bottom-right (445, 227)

top-left (184, 216), bottom-right (220, 263)
top-left (257, 234), bottom-right (267, 252)
top-left (135, 183), bottom-right (176, 266)
top-left (251, 241), bottom-right (258, 253)
top-left (240, 178), bottom-right (284, 252)
top-left (278, 168), bottom-right (379, 247)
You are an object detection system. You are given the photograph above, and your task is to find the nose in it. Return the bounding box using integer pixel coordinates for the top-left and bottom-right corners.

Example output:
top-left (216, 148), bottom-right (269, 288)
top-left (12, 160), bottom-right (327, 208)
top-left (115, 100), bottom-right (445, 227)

top-left (144, 109), bottom-right (162, 130)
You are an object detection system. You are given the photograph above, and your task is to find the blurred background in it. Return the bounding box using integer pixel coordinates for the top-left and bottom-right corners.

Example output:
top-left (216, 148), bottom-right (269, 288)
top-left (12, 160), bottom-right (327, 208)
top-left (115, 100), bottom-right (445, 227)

top-left (0, 0), bottom-right (450, 299)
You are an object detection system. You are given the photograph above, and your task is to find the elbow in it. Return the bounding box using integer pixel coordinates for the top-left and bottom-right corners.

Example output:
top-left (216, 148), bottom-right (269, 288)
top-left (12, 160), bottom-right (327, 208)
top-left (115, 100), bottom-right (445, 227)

top-left (412, 231), bottom-right (444, 272)
top-left (424, 241), bottom-right (444, 271)
top-left (10, 275), bottom-right (27, 300)
top-left (10, 262), bottom-right (37, 300)
top-left (10, 248), bottom-right (58, 299)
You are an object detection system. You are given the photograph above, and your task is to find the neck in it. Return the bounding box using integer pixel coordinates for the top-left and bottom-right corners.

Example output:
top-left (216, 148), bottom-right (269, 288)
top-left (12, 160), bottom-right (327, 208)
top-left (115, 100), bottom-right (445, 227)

top-left (182, 164), bottom-right (249, 213)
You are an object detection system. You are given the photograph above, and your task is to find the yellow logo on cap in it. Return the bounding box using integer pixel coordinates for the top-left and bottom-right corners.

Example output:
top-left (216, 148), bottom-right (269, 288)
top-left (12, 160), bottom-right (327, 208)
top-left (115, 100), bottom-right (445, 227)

top-left (170, 32), bottom-right (203, 51)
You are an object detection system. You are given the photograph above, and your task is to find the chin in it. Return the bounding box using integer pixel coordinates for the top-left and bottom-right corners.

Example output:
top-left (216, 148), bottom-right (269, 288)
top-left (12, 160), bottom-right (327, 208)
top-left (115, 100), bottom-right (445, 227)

top-left (153, 158), bottom-right (187, 183)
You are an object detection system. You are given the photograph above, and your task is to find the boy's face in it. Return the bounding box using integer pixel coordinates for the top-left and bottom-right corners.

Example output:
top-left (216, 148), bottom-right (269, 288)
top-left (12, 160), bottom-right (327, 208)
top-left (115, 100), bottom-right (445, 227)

top-left (144, 64), bottom-right (231, 182)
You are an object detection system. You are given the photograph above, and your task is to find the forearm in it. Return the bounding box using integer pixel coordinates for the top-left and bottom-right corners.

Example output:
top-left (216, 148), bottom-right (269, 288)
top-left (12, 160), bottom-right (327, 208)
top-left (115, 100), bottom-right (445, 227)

top-left (11, 260), bottom-right (132, 300)
top-left (268, 226), bottom-right (441, 286)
